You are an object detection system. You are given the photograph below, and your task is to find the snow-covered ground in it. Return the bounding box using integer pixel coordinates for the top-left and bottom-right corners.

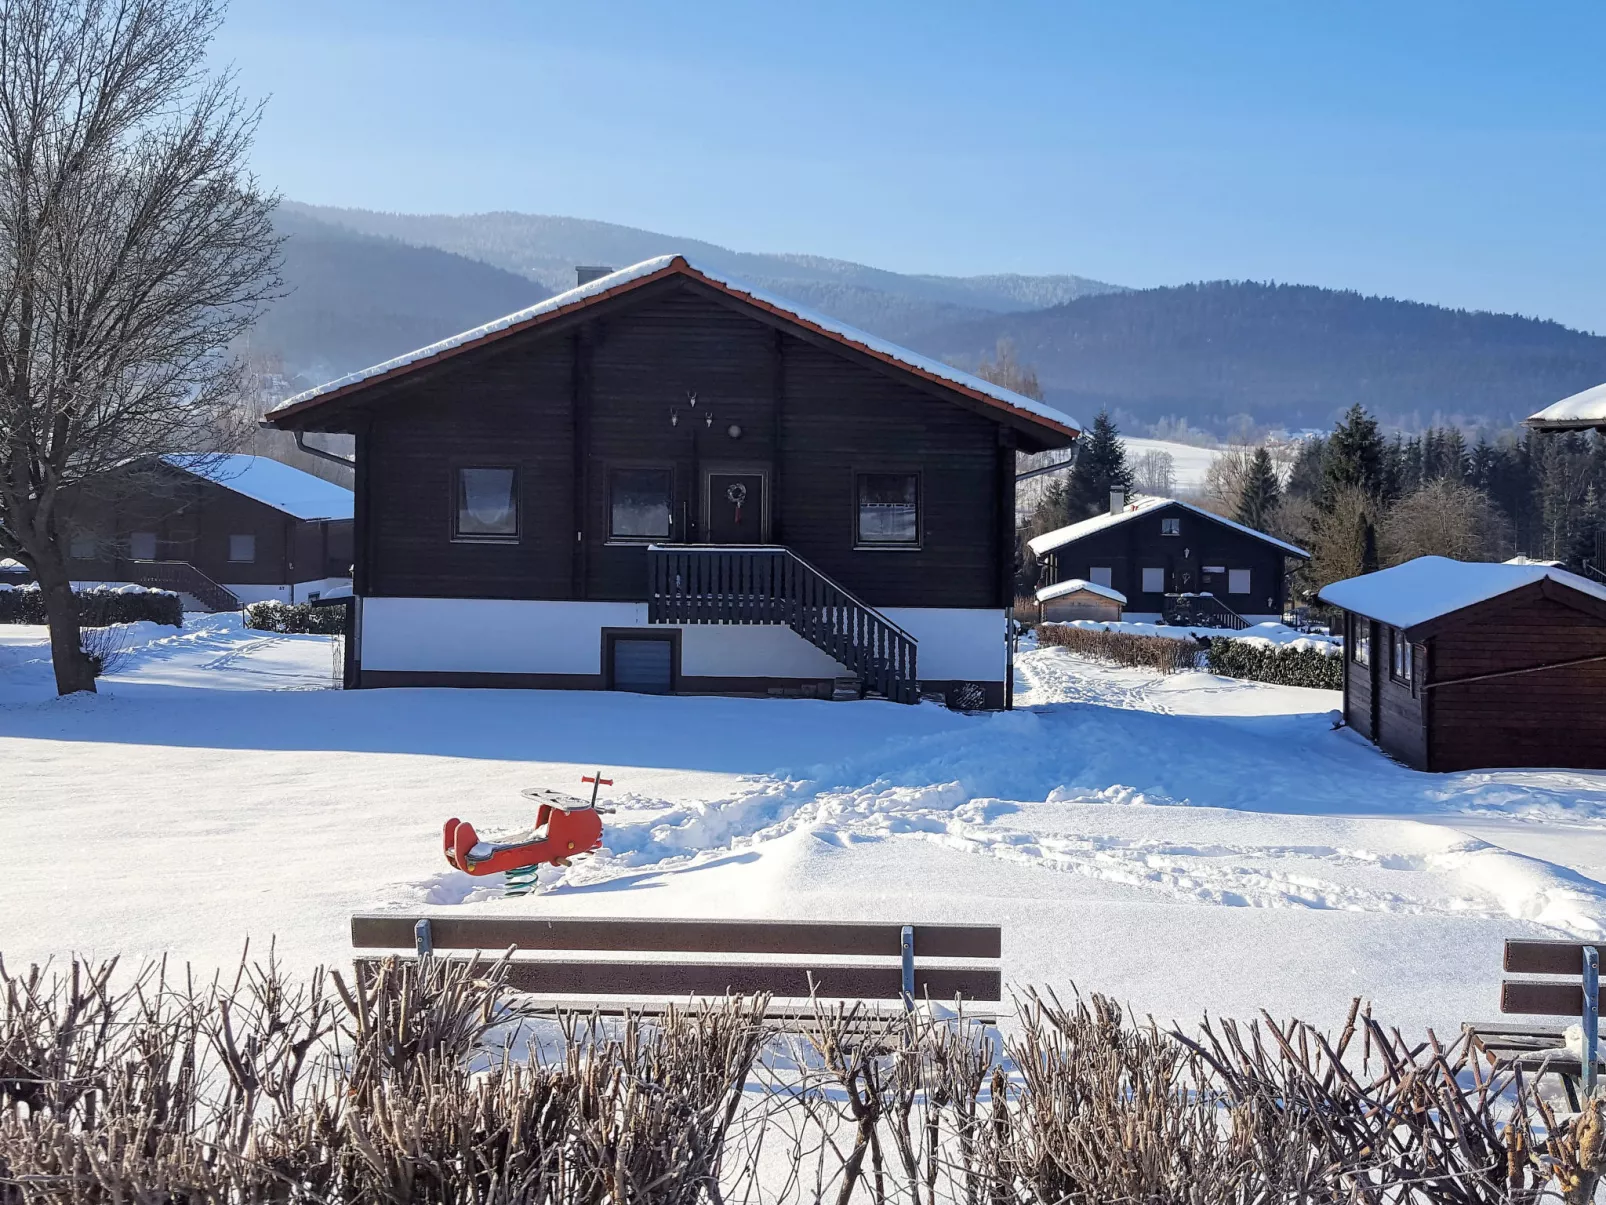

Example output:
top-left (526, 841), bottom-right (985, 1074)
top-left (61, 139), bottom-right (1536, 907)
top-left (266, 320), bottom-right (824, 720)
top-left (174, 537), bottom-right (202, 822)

top-left (1121, 436), bottom-right (1224, 492)
top-left (3, 614), bottom-right (1606, 1033)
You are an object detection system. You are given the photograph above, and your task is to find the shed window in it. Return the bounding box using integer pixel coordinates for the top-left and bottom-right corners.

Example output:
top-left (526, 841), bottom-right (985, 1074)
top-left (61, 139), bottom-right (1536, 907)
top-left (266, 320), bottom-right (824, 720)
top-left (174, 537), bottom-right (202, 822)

top-left (228, 534), bottom-right (256, 563)
top-left (455, 468), bottom-right (519, 539)
top-left (1228, 568), bottom-right (1251, 595)
top-left (1390, 628), bottom-right (1413, 686)
top-left (1160, 517), bottom-right (1181, 536)
top-left (857, 473), bottom-right (919, 545)
top-left (609, 468), bottom-right (673, 540)
top-left (1352, 616), bottom-right (1370, 666)
top-left (129, 532), bottom-right (157, 561)
top-left (1088, 566), bottom-right (1113, 589)
top-left (1141, 566), bottom-right (1165, 594)
top-left (68, 533), bottom-right (97, 560)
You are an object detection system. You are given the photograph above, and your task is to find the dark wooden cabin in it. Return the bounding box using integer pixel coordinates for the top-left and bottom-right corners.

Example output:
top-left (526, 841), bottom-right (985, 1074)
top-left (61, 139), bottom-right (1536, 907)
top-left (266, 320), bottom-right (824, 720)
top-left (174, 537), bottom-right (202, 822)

top-left (1028, 494), bottom-right (1308, 625)
top-left (261, 255), bottom-right (1079, 706)
top-left (1320, 556), bottom-right (1606, 771)
top-left (59, 454), bottom-right (353, 610)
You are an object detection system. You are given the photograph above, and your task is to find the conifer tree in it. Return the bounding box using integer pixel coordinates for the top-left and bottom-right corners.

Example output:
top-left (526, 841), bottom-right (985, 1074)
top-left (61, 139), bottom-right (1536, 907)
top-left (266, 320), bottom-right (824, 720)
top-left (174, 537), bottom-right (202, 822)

top-left (1234, 447), bottom-right (1282, 531)
top-left (1062, 410), bottom-right (1134, 523)
top-left (1322, 405), bottom-right (1387, 503)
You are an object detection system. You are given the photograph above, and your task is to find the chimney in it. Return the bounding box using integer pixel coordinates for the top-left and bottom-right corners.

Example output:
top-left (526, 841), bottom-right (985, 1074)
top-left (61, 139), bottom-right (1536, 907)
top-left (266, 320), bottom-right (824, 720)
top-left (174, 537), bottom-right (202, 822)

top-left (575, 265), bottom-right (613, 287)
top-left (1109, 488), bottom-right (1125, 514)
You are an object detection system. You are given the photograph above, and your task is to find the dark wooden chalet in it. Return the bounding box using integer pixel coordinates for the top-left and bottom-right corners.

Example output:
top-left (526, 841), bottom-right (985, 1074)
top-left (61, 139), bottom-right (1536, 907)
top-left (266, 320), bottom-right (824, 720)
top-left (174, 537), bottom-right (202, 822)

top-left (261, 255), bottom-right (1079, 706)
top-left (1028, 494), bottom-right (1308, 626)
top-left (59, 454), bottom-right (354, 610)
top-left (1319, 557), bottom-right (1606, 771)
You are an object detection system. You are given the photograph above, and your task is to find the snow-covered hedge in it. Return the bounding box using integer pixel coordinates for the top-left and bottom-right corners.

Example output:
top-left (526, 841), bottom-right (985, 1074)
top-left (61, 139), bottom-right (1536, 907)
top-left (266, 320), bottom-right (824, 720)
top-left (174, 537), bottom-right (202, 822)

top-left (243, 599), bottom-right (345, 635)
top-left (0, 582), bottom-right (182, 627)
top-left (1037, 623), bottom-right (1200, 674)
top-left (1205, 637), bottom-right (1344, 690)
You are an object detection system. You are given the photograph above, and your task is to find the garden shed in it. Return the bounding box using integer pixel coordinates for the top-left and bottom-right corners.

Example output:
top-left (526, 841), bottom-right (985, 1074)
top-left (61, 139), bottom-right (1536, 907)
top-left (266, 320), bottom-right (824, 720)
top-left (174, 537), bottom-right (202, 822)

top-left (1319, 556), bottom-right (1606, 771)
top-left (1035, 577), bottom-right (1125, 622)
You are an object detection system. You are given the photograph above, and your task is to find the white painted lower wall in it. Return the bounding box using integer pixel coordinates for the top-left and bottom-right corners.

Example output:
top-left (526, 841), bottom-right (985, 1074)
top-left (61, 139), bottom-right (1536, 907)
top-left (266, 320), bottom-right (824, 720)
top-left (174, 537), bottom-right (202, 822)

top-left (358, 597), bottom-right (1006, 683)
top-left (227, 578), bottom-right (352, 605)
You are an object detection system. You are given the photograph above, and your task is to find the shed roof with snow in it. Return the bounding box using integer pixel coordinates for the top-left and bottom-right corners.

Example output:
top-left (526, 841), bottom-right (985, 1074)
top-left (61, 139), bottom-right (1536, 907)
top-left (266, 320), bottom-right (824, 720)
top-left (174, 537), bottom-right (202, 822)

top-left (261, 255), bottom-right (1081, 446)
top-left (1318, 556), bottom-right (1606, 634)
top-left (161, 455), bottom-right (354, 522)
top-left (1027, 495), bottom-right (1309, 559)
top-left (1035, 577), bottom-right (1127, 605)
top-left (1525, 381), bottom-right (1606, 432)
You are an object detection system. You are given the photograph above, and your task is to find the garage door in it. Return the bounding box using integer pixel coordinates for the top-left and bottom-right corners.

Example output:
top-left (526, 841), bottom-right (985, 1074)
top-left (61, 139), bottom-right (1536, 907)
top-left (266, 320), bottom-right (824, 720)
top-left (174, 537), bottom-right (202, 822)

top-left (610, 636), bottom-right (674, 694)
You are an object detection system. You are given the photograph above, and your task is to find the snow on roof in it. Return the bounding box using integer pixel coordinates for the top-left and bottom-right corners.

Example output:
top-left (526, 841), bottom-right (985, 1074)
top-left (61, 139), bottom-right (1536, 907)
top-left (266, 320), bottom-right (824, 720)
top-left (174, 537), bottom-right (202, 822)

top-left (1317, 556), bottom-right (1606, 629)
top-left (162, 455), bottom-right (353, 521)
top-left (1036, 577), bottom-right (1127, 605)
top-left (1027, 495), bottom-right (1310, 559)
top-left (263, 256), bottom-right (1082, 438)
top-left (1526, 381), bottom-right (1606, 430)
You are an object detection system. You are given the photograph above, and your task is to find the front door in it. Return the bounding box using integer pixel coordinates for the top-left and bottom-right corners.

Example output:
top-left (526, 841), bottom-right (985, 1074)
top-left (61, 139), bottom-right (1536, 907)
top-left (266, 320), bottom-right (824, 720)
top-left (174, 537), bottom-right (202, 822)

top-left (705, 471), bottom-right (766, 544)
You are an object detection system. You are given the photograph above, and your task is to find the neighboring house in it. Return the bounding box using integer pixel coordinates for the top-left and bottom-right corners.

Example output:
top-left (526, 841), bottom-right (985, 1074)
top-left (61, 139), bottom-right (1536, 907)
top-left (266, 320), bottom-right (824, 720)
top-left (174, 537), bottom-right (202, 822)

top-left (60, 454), bottom-right (354, 608)
top-left (261, 255), bottom-right (1079, 707)
top-left (1319, 557), bottom-right (1606, 771)
top-left (1526, 381), bottom-right (1606, 433)
top-left (1035, 578), bottom-right (1125, 623)
top-left (1028, 494), bottom-right (1308, 624)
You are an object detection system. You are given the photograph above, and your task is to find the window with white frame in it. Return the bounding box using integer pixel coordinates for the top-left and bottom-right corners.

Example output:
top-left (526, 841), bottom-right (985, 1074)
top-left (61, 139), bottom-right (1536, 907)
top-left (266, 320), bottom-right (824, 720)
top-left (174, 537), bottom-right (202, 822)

top-left (1228, 568), bottom-right (1251, 594)
top-left (1141, 566), bottom-right (1165, 593)
top-left (228, 534), bottom-right (256, 563)
top-left (1088, 566), bottom-right (1113, 588)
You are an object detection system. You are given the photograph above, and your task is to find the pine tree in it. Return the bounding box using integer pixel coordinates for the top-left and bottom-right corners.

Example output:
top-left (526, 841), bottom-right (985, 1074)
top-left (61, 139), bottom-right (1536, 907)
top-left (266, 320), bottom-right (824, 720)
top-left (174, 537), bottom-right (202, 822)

top-left (1566, 484), bottom-right (1602, 575)
top-left (1063, 410), bottom-right (1134, 522)
top-left (1285, 436), bottom-right (1326, 500)
top-left (1322, 405), bottom-right (1387, 504)
top-left (1234, 447), bottom-right (1282, 531)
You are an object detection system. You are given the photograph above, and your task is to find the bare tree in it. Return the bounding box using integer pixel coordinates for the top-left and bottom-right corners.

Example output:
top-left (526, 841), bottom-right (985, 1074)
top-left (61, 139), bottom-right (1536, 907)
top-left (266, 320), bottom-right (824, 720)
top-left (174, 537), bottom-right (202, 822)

top-left (973, 336), bottom-right (1043, 401)
top-left (1132, 448), bottom-right (1175, 497)
top-left (1200, 444), bottom-right (1254, 513)
top-left (1381, 478), bottom-right (1510, 565)
top-left (0, 0), bottom-right (279, 694)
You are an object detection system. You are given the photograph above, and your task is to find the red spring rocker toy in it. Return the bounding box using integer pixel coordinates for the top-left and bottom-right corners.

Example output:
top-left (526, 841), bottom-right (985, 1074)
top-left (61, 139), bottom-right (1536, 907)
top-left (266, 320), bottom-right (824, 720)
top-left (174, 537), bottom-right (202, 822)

top-left (443, 773), bottom-right (610, 890)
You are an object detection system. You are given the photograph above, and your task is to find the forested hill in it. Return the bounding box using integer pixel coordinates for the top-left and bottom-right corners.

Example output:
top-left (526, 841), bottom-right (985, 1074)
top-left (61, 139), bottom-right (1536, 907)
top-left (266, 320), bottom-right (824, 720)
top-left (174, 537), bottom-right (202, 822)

top-left (908, 281), bottom-right (1606, 432)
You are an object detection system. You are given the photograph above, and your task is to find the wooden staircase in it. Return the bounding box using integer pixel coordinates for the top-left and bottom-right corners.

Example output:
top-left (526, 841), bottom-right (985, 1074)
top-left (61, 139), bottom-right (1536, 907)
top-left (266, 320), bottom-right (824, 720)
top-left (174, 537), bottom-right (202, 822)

top-left (647, 545), bottom-right (919, 704)
top-left (120, 561), bottom-right (241, 612)
top-left (1162, 591), bottom-right (1250, 631)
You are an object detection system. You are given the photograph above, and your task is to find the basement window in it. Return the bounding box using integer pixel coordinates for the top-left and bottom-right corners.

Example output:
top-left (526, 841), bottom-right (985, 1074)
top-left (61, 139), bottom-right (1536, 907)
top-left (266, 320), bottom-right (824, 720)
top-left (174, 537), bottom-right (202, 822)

top-left (856, 473), bottom-right (920, 546)
top-left (455, 467), bottom-right (519, 540)
top-left (228, 534), bottom-right (256, 563)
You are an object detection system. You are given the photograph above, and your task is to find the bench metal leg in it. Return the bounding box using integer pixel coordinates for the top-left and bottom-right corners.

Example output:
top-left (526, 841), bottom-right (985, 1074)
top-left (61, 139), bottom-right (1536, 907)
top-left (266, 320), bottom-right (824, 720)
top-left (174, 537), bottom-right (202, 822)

top-left (1585, 946), bottom-right (1599, 1098)
top-left (901, 925), bottom-right (914, 1013)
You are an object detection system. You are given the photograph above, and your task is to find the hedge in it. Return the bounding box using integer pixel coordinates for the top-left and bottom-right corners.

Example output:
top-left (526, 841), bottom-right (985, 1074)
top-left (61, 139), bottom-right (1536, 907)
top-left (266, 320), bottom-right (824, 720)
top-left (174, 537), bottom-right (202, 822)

top-left (1036, 623), bottom-right (1201, 674)
top-left (243, 599), bottom-right (346, 635)
top-left (0, 583), bottom-right (182, 627)
top-left (1205, 637), bottom-right (1344, 690)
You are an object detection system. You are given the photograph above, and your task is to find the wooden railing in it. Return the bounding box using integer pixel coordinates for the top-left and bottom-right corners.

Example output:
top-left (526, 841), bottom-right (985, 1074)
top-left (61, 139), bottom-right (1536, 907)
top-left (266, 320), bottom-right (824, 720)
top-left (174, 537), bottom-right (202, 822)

top-left (1162, 591), bottom-right (1250, 631)
top-left (647, 545), bottom-right (919, 703)
top-left (122, 561), bottom-right (241, 612)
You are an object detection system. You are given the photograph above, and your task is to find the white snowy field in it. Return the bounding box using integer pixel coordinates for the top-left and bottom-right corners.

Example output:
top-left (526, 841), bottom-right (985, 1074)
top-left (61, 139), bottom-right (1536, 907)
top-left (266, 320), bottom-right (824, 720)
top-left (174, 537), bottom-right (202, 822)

top-left (4, 614), bottom-right (1606, 1034)
top-left (1121, 436), bottom-right (1224, 491)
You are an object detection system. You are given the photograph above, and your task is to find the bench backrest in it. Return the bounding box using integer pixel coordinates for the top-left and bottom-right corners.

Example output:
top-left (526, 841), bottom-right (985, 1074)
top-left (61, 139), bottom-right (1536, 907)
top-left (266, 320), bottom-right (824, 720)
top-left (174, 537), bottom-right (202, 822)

top-left (1502, 939), bottom-right (1601, 1015)
top-left (351, 915), bottom-right (1003, 1002)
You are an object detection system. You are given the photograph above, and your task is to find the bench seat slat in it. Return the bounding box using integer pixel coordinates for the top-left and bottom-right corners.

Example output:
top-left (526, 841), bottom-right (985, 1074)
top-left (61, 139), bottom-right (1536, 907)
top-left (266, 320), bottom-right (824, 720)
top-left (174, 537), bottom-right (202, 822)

top-left (352, 915), bottom-right (1001, 958)
top-left (355, 956), bottom-right (1001, 1002)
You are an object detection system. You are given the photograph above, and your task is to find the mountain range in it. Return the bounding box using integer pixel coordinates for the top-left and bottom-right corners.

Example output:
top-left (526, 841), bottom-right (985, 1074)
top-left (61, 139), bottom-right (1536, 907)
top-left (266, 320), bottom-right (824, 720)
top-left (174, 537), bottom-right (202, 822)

top-left (254, 203), bottom-right (1606, 436)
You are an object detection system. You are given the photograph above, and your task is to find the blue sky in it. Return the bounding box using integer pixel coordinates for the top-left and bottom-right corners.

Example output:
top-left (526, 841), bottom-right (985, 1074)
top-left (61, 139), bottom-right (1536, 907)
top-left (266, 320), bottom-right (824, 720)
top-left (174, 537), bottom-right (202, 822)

top-left (217, 1), bottom-right (1606, 331)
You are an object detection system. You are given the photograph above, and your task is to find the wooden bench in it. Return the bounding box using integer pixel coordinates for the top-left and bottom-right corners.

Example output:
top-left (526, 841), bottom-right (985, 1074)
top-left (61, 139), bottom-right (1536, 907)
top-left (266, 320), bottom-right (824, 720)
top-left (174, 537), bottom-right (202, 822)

top-left (1465, 938), bottom-right (1603, 1110)
top-left (351, 914), bottom-right (1003, 1021)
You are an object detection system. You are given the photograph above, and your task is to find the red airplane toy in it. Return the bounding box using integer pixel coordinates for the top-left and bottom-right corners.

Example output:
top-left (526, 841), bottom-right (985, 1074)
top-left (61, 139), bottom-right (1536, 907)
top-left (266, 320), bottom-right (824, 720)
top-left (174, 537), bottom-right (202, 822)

top-left (443, 772), bottom-right (611, 895)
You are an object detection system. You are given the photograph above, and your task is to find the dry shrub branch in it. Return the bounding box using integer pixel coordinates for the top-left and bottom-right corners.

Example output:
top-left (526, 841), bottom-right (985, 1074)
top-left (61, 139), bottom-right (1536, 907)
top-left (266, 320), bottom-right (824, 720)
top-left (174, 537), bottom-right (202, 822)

top-left (0, 951), bottom-right (1594, 1203)
top-left (1035, 623), bottom-right (1201, 674)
